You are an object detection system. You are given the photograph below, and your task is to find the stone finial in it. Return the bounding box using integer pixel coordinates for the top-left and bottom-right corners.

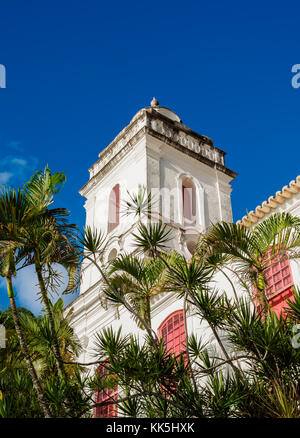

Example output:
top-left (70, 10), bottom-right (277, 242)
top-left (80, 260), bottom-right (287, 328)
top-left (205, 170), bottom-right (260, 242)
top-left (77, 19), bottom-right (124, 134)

top-left (150, 97), bottom-right (159, 107)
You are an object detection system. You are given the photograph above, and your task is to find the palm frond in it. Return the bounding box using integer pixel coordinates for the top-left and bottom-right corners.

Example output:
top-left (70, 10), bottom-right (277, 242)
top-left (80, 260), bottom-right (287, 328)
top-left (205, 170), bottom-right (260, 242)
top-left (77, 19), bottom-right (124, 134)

top-left (79, 226), bottom-right (105, 255)
top-left (121, 186), bottom-right (155, 218)
top-left (132, 222), bottom-right (172, 255)
top-left (23, 165), bottom-right (66, 212)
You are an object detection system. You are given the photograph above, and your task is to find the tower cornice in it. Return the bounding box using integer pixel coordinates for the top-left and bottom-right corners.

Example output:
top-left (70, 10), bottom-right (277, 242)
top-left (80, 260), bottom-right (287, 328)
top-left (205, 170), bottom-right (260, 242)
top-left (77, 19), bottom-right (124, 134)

top-left (79, 106), bottom-right (237, 198)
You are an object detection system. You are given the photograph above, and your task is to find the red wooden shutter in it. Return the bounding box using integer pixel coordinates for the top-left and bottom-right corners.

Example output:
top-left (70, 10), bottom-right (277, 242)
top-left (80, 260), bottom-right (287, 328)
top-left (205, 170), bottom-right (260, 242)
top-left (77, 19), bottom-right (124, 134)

top-left (253, 249), bottom-right (294, 317)
top-left (158, 310), bottom-right (186, 356)
top-left (94, 362), bottom-right (118, 418)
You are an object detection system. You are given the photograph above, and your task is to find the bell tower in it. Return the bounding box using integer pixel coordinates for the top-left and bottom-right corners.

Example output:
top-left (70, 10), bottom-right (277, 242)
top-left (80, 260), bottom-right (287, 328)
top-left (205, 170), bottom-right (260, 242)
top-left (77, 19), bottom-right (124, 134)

top-left (67, 99), bottom-right (237, 364)
top-left (79, 99), bottom-right (237, 295)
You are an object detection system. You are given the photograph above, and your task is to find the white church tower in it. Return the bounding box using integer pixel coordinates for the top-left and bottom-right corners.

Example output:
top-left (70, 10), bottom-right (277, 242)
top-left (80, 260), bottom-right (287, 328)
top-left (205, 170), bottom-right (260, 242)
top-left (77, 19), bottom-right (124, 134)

top-left (68, 99), bottom-right (237, 366)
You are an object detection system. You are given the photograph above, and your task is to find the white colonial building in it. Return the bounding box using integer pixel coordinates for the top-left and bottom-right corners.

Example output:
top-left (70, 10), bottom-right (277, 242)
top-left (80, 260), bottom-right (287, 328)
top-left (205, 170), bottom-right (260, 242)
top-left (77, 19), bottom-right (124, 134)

top-left (67, 99), bottom-right (236, 360)
top-left (238, 176), bottom-right (300, 314)
top-left (66, 99), bottom-right (300, 416)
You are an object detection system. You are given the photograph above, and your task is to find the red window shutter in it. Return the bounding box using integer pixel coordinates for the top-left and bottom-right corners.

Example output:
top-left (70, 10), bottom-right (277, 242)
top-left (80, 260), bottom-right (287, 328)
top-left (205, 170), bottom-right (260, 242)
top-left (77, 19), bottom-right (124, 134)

top-left (253, 249), bottom-right (294, 317)
top-left (158, 310), bottom-right (186, 356)
top-left (108, 184), bottom-right (120, 233)
top-left (157, 311), bottom-right (187, 396)
top-left (182, 184), bottom-right (192, 221)
top-left (94, 362), bottom-right (118, 418)
top-left (268, 286), bottom-right (294, 316)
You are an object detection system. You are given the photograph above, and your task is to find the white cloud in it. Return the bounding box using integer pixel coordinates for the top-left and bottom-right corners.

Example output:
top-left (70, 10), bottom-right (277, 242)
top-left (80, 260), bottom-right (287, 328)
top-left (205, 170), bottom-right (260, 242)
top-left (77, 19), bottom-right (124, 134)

top-left (11, 158), bottom-right (27, 166)
top-left (0, 155), bottom-right (38, 187)
top-left (0, 172), bottom-right (13, 184)
top-left (13, 266), bottom-right (42, 314)
top-left (12, 264), bottom-right (78, 315)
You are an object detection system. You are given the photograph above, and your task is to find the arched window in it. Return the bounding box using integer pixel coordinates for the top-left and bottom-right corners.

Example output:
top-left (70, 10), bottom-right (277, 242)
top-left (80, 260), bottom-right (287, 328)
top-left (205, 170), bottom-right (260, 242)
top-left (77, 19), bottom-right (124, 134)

top-left (94, 362), bottom-right (118, 418)
top-left (108, 184), bottom-right (120, 233)
top-left (158, 310), bottom-right (186, 356)
top-left (182, 178), bottom-right (196, 222)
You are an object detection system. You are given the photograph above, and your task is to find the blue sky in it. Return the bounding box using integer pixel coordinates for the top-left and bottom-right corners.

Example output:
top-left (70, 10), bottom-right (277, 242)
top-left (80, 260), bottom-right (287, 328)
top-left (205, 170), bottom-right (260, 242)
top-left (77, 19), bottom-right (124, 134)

top-left (0, 0), bottom-right (300, 312)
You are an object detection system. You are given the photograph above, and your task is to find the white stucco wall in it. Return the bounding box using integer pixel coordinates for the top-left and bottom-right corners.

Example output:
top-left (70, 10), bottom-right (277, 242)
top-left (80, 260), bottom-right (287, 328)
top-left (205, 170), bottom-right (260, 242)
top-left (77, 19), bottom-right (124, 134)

top-left (66, 104), bottom-right (237, 367)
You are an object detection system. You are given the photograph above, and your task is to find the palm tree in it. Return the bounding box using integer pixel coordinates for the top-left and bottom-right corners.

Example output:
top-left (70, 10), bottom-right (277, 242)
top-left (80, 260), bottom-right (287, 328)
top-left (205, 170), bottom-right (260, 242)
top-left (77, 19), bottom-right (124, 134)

top-left (0, 166), bottom-right (80, 416)
top-left (21, 298), bottom-right (82, 379)
top-left (2, 168), bottom-right (80, 381)
top-left (61, 187), bottom-right (300, 418)
top-left (0, 186), bottom-right (52, 417)
top-left (26, 214), bottom-right (79, 379)
top-left (75, 187), bottom-right (300, 417)
top-left (0, 307), bottom-right (34, 377)
top-left (0, 301), bottom-right (85, 418)
top-left (202, 212), bottom-right (300, 316)
top-left (107, 253), bottom-right (166, 330)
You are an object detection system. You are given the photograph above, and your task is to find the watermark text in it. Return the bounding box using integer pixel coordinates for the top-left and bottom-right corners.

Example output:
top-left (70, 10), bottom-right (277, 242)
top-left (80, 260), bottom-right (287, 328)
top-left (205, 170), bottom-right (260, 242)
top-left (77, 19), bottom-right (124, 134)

top-left (0, 64), bottom-right (6, 88)
top-left (291, 64), bottom-right (300, 88)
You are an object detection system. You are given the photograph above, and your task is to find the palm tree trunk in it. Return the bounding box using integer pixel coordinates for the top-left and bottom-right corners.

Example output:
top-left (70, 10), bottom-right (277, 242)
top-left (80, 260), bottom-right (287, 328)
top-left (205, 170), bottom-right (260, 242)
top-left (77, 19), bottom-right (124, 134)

top-left (7, 277), bottom-right (52, 418)
top-left (209, 323), bottom-right (243, 379)
top-left (259, 289), bottom-right (269, 319)
top-left (217, 266), bottom-right (239, 303)
top-left (87, 253), bottom-right (159, 345)
top-left (183, 294), bottom-right (198, 395)
top-left (255, 271), bottom-right (270, 318)
top-left (35, 264), bottom-right (67, 380)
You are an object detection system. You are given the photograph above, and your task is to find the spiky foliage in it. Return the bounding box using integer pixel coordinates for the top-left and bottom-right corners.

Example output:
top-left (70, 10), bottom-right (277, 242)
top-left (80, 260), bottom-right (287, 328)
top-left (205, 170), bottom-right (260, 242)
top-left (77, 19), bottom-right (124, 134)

top-left (23, 165), bottom-right (66, 212)
top-left (132, 222), bottom-right (173, 256)
top-left (202, 213), bottom-right (300, 314)
top-left (0, 301), bottom-right (89, 418)
top-left (122, 186), bottom-right (154, 219)
top-left (0, 167), bottom-right (81, 417)
top-left (78, 189), bottom-right (300, 418)
top-left (3, 179), bottom-right (300, 418)
top-left (90, 327), bottom-right (200, 418)
top-left (106, 254), bottom-right (166, 328)
top-left (20, 299), bottom-right (82, 378)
